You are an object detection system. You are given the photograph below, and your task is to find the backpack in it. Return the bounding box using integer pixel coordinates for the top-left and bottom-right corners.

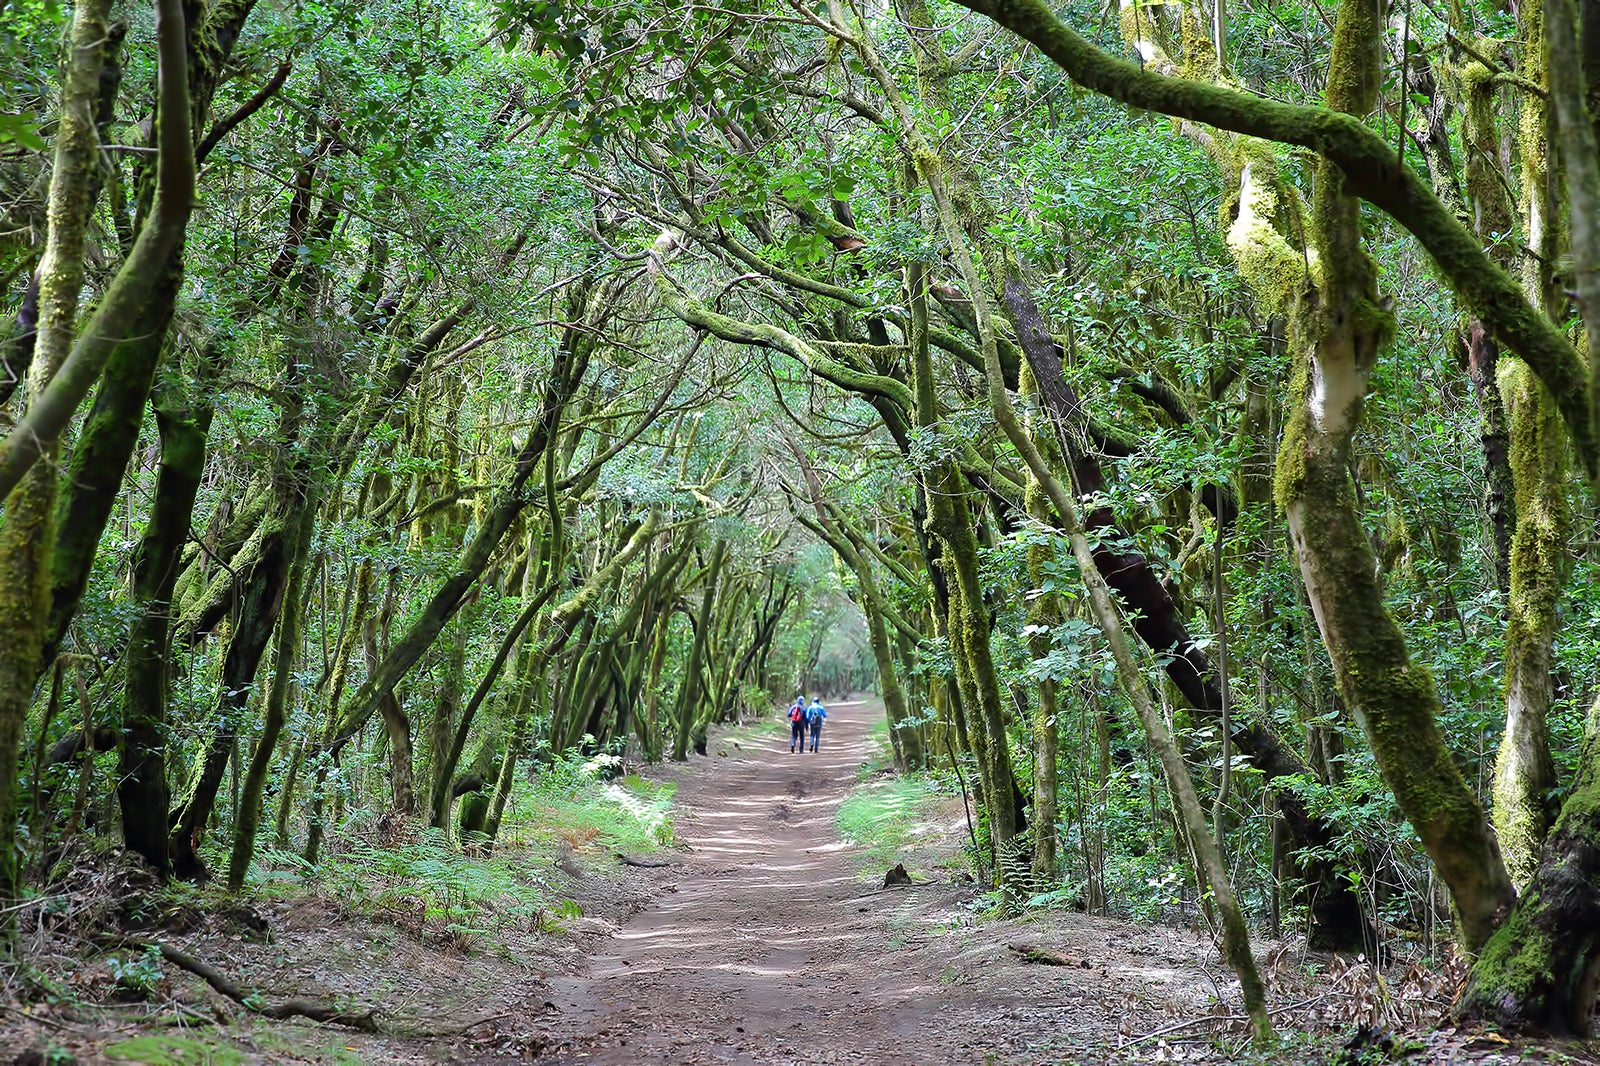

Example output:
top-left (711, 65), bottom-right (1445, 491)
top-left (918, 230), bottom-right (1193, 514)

top-left (790, 704), bottom-right (805, 724)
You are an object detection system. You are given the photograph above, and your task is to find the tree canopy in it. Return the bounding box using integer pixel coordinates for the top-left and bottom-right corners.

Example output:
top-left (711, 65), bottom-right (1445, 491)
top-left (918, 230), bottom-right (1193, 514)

top-left (4, 0), bottom-right (1600, 1044)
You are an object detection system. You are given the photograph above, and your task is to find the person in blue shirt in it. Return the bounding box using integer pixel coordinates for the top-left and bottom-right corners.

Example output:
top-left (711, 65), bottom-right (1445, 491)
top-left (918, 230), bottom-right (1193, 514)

top-left (805, 697), bottom-right (827, 752)
top-left (788, 695), bottom-right (807, 753)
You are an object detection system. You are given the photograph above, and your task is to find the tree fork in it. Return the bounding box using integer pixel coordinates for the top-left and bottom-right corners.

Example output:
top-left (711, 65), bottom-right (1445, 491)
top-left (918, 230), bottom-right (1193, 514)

top-left (951, 0), bottom-right (1599, 476)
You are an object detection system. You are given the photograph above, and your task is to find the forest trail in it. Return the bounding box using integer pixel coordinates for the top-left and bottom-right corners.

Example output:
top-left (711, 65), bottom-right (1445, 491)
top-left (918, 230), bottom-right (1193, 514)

top-left (538, 699), bottom-right (941, 1064)
top-left (528, 702), bottom-right (1227, 1065)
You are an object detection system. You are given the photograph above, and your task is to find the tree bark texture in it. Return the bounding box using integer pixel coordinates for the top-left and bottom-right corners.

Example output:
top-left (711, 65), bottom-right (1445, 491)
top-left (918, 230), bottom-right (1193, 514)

top-left (1492, 359), bottom-right (1566, 888)
top-left (1458, 711), bottom-right (1600, 1035)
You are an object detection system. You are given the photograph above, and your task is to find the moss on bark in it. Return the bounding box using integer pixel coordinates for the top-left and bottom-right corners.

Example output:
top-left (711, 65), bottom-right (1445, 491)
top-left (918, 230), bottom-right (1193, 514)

top-left (1459, 718), bottom-right (1600, 1035)
top-left (169, 516), bottom-right (289, 882)
top-left (951, 0), bottom-right (1599, 476)
top-left (0, 0), bottom-right (115, 945)
top-left (1493, 358), bottom-right (1566, 887)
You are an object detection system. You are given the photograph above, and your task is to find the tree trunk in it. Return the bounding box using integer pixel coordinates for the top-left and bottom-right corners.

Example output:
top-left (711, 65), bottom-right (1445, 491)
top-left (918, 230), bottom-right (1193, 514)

top-left (1023, 449), bottom-right (1061, 884)
top-left (485, 513), bottom-right (661, 837)
top-left (431, 561), bottom-right (568, 826)
top-left (641, 607), bottom-right (671, 762)
top-left (673, 541), bottom-right (726, 762)
top-left (1274, 0), bottom-right (1515, 953)
top-left (906, 258), bottom-right (1023, 874)
top-left (1457, 710), bottom-right (1600, 1036)
top-left (1492, 358), bottom-right (1566, 887)
top-left (1467, 323), bottom-right (1516, 594)
top-left (44, 289), bottom-right (177, 670)
top-left (169, 518), bottom-right (290, 881)
top-left (118, 386), bottom-right (213, 878)
top-left (425, 611), bottom-right (470, 823)
top-left (0, 0), bottom-right (115, 942)
top-left (227, 499), bottom-right (315, 889)
top-left (320, 333), bottom-right (588, 758)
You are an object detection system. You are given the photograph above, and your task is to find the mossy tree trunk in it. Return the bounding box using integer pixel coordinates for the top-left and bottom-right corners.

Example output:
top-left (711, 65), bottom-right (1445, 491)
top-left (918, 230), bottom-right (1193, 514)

top-left (1494, 358), bottom-right (1566, 887)
top-left (1457, 705), bottom-right (1600, 1035)
top-left (0, 0), bottom-right (115, 941)
top-left (0, 0), bottom-right (198, 501)
top-left (890, 0), bottom-right (1359, 940)
top-left (484, 512), bottom-right (661, 838)
top-left (951, 0), bottom-right (1598, 478)
top-left (641, 606), bottom-right (671, 762)
top-left (226, 498), bottom-right (315, 889)
top-left (318, 309), bottom-right (590, 762)
top-left (169, 518), bottom-right (291, 881)
top-left (279, 548), bottom-right (373, 844)
top-left (432, 557), bottom-right (562, 827)
top-left (1454, 0), bottom-right (1600, 1033)
top-left (1020, 368), bottom-right (1062, 884)
top-left (870, 13), bottom-right (1263, 1020)
top-left (1466, 322), bottom-right (1516, 593)
top-left (425, 611), bottom-right (471, 823)
top-left (1452, 10), bottom-right (1570, 890)
top-left (673, 540), bottom-right (726, 762)
top-left (1272, 0), bottom-right (1515, 952)
top-left (1456, 55), bottom-right (1521, 596)
top-left (905, 257), bottom-right (1023, 874)
top-left (846, 541), bottom-right (923, 769)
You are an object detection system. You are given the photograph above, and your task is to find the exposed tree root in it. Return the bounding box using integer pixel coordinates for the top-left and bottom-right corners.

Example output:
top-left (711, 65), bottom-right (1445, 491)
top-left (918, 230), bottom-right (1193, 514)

top-left (1007, 943), bottom-right (1090, 967)
top-left (614, 853), bottom-right (673, 868)
top-left (107, 937), bottom-right (383, 1032)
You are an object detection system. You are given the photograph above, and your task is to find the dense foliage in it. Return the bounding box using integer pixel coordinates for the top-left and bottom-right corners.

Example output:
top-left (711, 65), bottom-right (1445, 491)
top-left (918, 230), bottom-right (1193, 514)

top-left (4, 0), bottom-right (1600, 1042)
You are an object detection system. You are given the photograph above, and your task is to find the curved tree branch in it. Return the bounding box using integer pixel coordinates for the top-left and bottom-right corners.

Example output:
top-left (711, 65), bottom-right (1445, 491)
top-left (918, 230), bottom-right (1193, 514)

top-left (951, 0), bottom-right (1596, 477)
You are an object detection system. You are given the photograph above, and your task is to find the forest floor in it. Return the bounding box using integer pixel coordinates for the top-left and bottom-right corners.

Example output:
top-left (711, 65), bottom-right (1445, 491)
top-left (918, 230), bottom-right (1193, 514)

top-left (3, 700), bottom-right (1596, 1065)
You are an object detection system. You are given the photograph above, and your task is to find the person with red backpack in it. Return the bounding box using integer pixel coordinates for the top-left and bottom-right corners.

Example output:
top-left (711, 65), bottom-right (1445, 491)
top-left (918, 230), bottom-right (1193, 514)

top-left (788, 695), bottom-right (807, 753)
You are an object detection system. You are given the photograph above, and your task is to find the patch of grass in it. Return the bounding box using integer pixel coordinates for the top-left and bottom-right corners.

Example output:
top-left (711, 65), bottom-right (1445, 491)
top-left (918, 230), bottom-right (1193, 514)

top-left (315, 828), bottom-right (562, 947)
top-left (712, 708), bottom-right (789, 750)
top-left (836, 774), bottom-right (941, 871)
top-left (103, 1034), bottom-right (244, 1065)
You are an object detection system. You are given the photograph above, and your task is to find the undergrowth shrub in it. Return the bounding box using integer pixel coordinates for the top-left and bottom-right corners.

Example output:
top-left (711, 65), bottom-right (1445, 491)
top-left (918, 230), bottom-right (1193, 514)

top-left (234, 755), bottom-right (677, 950)
top-left (835, 774), bottom-right (945, 872)
top-left (500, 751), bottom-right (677, 854)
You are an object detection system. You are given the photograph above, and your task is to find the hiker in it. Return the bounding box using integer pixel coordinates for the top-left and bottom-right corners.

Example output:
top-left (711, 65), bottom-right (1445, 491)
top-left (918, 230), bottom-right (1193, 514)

top-left (806, 696), bottom-right (827, 752)
top-left (788, 695), bottom-right (807, 753)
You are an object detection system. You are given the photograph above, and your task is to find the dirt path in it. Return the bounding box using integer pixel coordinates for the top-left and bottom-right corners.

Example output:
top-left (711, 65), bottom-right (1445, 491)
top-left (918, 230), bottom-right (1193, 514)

top-left (7, 700), bottom-right (1570, 1065)
top-left (530, 701), bottom-right (1227, 1065)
